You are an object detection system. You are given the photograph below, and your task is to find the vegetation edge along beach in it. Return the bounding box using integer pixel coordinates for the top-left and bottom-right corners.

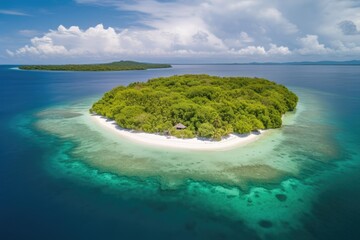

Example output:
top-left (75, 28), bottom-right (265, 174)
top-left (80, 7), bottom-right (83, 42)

top-left (90, 74), bottom-right (298, 141)
top-left (19, 60), bottom-right (172, 71)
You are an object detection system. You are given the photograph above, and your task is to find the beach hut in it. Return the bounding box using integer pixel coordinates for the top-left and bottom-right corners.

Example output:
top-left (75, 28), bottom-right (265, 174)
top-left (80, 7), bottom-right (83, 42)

top-left (174, 123), bottom-right (186, 130)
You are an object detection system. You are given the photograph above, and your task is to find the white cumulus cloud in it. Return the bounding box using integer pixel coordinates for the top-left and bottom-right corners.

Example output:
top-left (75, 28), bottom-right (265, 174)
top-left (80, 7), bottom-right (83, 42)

top-left (238, 46), bottom-right (266, 56)
top-left (9, 0), bottom-right (360, 62)
top-left (297, 35), bottom-right (331, 55)
top-left (9, 23), bottom-right (290, 60)
top-left (235, 44), bottom-right (291, 56)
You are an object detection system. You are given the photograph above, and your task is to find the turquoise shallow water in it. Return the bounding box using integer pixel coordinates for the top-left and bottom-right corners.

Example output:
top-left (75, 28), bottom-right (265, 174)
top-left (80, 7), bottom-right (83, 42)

top-left (29, 87), bottom-right (344, 238)
top-left (2, 65), bottom-right (360, 239)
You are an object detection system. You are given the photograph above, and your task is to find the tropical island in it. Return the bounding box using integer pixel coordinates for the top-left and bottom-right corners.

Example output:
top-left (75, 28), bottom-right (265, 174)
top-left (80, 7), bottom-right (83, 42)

top-left (19, 60), bottom-right (171, 71)
top-left (90, 74), bottom-right (298, 141)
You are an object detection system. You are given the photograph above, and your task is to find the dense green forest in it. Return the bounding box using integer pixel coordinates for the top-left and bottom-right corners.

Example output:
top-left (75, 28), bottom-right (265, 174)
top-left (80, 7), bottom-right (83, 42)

top-left (91, 74), bottom-right (298, 140)
top-left (19, 61), bottom-right (171, 71)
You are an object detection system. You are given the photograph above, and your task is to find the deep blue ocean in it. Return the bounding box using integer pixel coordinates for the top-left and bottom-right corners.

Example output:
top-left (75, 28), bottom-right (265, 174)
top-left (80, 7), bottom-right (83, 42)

top-left (0, 65), bottom-right (359, 240)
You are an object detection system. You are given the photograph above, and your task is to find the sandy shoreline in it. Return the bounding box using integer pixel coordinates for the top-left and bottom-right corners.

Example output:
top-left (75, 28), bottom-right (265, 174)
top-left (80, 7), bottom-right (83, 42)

top-left (90, 114), bottom-right (265, 151)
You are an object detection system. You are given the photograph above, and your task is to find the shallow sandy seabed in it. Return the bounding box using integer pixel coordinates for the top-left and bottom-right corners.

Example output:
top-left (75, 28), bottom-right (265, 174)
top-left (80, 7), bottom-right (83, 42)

top-left (35, 89), bottom-right (341, 190)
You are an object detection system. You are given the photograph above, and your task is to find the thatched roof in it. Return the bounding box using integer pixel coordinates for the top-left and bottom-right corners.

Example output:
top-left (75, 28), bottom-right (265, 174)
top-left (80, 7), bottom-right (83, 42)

top-left (174, 123), bottom-right (186, 129)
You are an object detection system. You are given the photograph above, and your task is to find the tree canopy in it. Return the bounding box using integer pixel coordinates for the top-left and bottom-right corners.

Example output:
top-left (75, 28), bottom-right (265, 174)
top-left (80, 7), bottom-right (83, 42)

top-left (90, 74), bottom-right (298, 140)
top-left (19, 61), bottom-right (171, 71)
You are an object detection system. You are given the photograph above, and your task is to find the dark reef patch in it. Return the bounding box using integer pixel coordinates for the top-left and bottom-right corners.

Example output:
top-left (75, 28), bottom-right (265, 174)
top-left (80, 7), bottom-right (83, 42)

top-left (275, 193), bottom-right (287, 202)
top-left (258, 220), bottom-right (273, 228)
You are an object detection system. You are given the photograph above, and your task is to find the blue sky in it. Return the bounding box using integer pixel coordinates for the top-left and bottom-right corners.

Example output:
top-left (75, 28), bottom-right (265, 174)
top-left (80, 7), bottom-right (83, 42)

top-left (1, 0), bottom-right (360, 64)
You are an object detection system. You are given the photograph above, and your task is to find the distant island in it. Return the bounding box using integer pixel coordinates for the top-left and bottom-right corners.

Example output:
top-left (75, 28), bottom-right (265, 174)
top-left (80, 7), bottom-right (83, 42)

top-left (90, 74), bottom-right (298, 140)
top-left (203, 60), bottom-right (360, 66)
top-left (19, 61), bottom-right (172, 71)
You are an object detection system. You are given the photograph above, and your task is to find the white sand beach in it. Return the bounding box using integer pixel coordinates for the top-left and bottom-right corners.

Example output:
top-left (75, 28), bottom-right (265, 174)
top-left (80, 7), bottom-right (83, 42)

top-left (90, 114), bottom-right (265, 151)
